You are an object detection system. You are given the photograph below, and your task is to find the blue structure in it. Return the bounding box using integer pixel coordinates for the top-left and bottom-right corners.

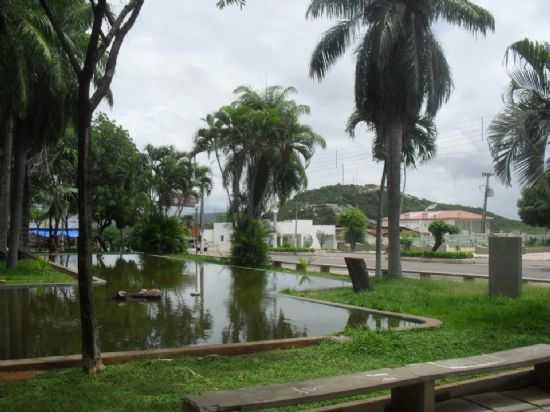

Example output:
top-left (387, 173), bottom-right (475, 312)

top-left (29, 228), bottom-right (80, 238)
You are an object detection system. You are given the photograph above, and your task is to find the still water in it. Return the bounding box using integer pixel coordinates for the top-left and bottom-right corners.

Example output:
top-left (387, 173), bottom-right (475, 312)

top-left (0, 255), bottom-right (414, 360)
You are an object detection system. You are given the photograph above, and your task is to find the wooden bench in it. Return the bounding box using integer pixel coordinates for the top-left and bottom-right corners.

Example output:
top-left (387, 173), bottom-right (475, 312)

top-left (183, 344), bottom-right (550, 412)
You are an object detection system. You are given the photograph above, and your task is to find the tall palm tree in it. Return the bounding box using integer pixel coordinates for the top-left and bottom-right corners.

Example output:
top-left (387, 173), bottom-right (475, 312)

top-left (489, 39), bottom-right (550, 187)
top-left (308, 0), bottom-right (494, 276)
top-left (348, 112), bottom-right (437, 277)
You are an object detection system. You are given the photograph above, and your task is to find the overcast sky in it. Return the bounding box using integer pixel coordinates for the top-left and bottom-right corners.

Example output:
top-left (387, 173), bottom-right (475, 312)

top-left (103, 1), bottom-right (550, 219)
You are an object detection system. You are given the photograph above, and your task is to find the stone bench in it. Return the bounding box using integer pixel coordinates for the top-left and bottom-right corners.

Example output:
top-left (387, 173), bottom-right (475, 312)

top-left (183, 344), bottom-right (550, 412)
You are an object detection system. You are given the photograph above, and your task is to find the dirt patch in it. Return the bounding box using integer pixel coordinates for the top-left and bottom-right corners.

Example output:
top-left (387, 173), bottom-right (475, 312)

top-left (0, 370), bottom-right (44, 384)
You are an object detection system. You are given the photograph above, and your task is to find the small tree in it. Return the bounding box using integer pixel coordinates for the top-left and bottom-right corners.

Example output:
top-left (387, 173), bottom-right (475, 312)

top-left (518, 175), bottom-right (550, 230)
top-left (338, 208), bottom-right (368, 251)
top-left (316, 230), bottom-right (330, 250)
top-left (231, 217), bottom-right (269, 267)
top-left (428, 220), bottom-right (460, 252)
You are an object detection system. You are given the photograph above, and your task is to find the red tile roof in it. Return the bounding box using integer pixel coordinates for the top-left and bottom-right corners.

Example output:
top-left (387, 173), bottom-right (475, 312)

top-left (400, 210), bottom-right (490, 221)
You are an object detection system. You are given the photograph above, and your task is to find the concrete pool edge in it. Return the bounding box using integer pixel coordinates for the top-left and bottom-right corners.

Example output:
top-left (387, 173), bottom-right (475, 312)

top-left (0, 298), bottom-right (441, 373)
top-left (282, 293), bottom-right (442, 331)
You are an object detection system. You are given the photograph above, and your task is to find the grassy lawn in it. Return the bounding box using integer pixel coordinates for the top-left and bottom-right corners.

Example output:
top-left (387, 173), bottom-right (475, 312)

top-left (0, 259), bottom-right (74, 285)
top-left (2, 278), bottom-right (550, 411)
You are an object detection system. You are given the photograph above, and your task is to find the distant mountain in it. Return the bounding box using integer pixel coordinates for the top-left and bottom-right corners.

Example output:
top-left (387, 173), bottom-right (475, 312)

top-left (277, 184), bottom-right (543, 234)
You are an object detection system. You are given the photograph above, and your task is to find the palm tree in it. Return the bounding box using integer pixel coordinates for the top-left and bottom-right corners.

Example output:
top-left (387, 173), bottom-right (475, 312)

top-left (195, 86), bottom-right (326, 221)
top-left (489, 39), bottom-right (550, 187)
top-left (308, 0), bottom-right (494, 276)
top-left (0, 0), bottom-right (74, 267)
top-left (348, 112), bottom-right (437, 277)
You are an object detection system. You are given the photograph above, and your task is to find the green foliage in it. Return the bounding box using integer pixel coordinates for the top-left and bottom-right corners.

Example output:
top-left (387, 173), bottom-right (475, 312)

top-left (231, 217), bottom-right (269, 267)
top-left (401, 250), bottom-right (474, 259)
top-left (296, 257), bottom-right (311, 272)
top-left (518, 174), bottom-right (550, 229)
top-left (91, 113), bottom-right (149, 233)
top-left (400, 237), bottom-right (413, 251)
top-left (428, 220), bottom-right (460, 252)
top-left (338, 207), bottom-right (368, 251)
top-left (270, 247), bottom-right (314, 253)
top-left (195, 85), bottom-right (325, 220)
top-left (0, 259), bottom-right (73, 285)
top-left (130, 214), bottom-right (188, 255)
top-left (489, 39), bottom-right (550, 186)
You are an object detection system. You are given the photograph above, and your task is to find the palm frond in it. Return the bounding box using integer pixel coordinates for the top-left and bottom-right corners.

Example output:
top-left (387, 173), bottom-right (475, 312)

top-left (309, 18), bottom-right (362, 80)
top-left (435, 0), bottom-right (495, 35)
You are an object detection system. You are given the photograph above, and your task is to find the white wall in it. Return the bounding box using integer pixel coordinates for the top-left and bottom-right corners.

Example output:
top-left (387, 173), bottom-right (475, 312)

top-left (205, 220), bottom-right (337, 251)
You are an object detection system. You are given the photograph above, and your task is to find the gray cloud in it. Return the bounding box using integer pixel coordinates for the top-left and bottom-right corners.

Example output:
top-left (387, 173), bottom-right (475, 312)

top-left (102, 0), bottom-right (548, 219)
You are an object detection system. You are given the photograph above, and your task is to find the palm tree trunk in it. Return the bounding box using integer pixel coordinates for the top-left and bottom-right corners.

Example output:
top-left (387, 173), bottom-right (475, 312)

top-left (76, 84), bottom-right (103, 374)
top-left (375, 162), bottom-right (387, 278)
top-left (7, 137), bottom-right (28, 268)
top-left (387, 120), bottom-right (403, 277)
top-left (21, 170), bottom-right (31, 251)
top-left (0, 115), bottom-right (13, 256)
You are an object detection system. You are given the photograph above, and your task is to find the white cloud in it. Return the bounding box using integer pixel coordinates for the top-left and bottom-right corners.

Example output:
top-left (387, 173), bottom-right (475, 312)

top-left (102, 0), bottom-right (549, 219)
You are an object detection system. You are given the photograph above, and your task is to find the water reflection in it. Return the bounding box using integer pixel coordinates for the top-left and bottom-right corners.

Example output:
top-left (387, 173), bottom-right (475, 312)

top-left (0, 255), bottom-right (416, 360)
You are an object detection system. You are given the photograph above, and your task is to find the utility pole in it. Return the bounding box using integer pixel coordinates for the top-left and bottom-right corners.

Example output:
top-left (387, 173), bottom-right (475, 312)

top-left (482, 172), bottom-right (494, 234)
top-left (294, 203), bottom-right (299, 248)
top-left (199, 186), bottom-right (205, 254)
top-left (342, 163), bottom-right (345, 185)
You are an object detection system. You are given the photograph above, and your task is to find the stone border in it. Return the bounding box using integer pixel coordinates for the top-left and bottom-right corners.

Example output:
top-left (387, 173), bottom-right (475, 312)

top-left (0, 337), bottom-right (327, 372)
top-left (283, 294), bottom-right (442, 331)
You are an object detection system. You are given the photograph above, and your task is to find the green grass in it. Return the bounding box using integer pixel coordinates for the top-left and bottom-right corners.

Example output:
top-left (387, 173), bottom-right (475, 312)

top-left (270, 247), bottom-right (315, 253)
top-left (401, 250), bottom-right (474, 259)
top-left (3, 278), bottom-right (550, 411)
top-left (0, 259), bottom-right (74, 285)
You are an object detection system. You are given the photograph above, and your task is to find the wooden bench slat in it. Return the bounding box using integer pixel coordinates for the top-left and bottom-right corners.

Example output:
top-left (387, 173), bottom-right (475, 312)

top-left (183, 345), bottom-right (550, 411)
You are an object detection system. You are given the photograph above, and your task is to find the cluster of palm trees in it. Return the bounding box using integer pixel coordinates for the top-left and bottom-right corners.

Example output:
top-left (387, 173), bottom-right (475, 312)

top-left (195, 86), bottom-right (326, 224)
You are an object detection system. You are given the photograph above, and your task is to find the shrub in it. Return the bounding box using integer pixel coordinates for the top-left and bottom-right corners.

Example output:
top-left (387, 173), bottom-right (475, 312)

top-left (231, 217), bottom-right (269, 267)
top-left (401, 250), bottom-right (474, 259)
top-left (130, 213), bottom-right (188, 254)
top-left (400, 237), bottom-right (413, 251)
top-left (270, 247), bottom-right (314, 253)
top-left (296, 257), bottom-right (310, 272)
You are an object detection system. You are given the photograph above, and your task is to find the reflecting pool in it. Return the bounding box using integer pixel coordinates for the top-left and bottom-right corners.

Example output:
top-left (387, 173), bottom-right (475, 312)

top-left (0, 255), bottom-right (414, 360)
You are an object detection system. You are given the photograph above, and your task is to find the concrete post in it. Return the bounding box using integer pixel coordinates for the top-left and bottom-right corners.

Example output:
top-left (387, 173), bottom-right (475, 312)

top-left (489, 236), bottom-right (522, 298)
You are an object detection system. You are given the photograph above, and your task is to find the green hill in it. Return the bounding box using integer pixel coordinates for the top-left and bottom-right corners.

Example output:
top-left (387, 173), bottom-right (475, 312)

top-left (277, 184), bottom-right (542, 234)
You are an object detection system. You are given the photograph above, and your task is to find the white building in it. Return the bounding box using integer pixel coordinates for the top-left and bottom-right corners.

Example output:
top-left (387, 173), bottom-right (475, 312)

top-left (392, 210), bottom-right (493, 234)
top-left (203, 220), bottom-right (337, 253)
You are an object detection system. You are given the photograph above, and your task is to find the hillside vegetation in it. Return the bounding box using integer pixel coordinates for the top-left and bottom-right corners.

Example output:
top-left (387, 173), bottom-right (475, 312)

top-left (277, 184), bottom-right (542, 234)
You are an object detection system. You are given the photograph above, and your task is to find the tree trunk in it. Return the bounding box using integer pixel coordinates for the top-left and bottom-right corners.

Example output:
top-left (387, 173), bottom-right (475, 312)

top-left (7, 137), bottom-right (28, 268)
top-left (0, 115), bottom-right (13, 256)
top-left (21, 170), bottom-right (31, 251)
top-left (376, 163), bottom-right (387, 278)
top-left (76, 84), bottom-right (103, 374)
top-left (387, 120), bottom-right (403, 277)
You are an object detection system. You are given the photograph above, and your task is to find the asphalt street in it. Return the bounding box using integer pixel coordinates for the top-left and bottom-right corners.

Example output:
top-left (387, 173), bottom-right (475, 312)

top-left (269, 252), bottom-right (550, 280)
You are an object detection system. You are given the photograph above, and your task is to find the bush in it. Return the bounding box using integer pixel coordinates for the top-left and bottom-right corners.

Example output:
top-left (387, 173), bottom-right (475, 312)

top-left (296, 257), bottom-right (310, 272)
top-left (231, 218), bottom-right (269, 267)
top-left (401, 250), bottom-right (474, 259)
top-left (400, 237), bottom-right (413, 251)
top-left (130, 213), bottom-right (188, 254)
top-left (270, 247), bottom-right (314, 253)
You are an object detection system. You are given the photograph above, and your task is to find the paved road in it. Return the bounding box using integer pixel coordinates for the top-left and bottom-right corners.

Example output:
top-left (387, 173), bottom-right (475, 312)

top-left (270, 252), bottom-right (550, 280)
